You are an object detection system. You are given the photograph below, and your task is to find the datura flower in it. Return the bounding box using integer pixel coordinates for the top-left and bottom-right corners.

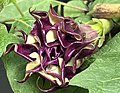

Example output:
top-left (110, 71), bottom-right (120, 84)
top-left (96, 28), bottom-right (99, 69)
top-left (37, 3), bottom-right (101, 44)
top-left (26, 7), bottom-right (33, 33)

top-left (86, 18), bottom-right (113, 47)
top-left (6, 5), bottom-right (98, 92)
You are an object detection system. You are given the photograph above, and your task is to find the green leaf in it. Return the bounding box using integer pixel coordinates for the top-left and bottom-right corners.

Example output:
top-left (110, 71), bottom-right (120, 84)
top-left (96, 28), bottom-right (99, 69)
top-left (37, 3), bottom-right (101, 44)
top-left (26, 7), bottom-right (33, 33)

top-left (0, 0), bottom-right (57, 23)
top-left (60, 86), bottom-right (88, 93)
top-left (10, 17), bottom-right (34, 34)
top-left (89, 0), bottom-right (120, 11)
top-left (0, 0), bottom-right (16, 4)
top-left (64, 0), bottom-right (87, 17)
top-left (0, 0), bottom-right (16, 12)
top-left (70, 32), bottom-right (120, 93)
top-left (2, 52), bottom-right (42, 93)
top-left (0, 4), bottom-right (3, 12)
top-left (0, 24), bottom-right (19, 57)
top-left (75, 14), bottom-right (91, 23)
top-left (53, 86), bottom-right (88, 93)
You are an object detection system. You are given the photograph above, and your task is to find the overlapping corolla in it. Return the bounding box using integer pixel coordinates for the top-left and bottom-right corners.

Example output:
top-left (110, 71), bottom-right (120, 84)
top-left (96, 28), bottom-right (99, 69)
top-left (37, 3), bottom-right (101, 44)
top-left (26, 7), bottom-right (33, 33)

top-left (6, 5), bottom-right (98, 92)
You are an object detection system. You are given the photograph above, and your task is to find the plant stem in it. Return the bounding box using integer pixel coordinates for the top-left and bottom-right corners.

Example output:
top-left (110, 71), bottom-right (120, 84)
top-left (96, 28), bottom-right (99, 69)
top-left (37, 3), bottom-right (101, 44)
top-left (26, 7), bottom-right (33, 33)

top-left (0, 19), bottom-right (15, 23)
top-left (16, 19), bottom-right (32, 28)
top-left (52, 0), bottom-right (88, 12)
top-left (11, 0), bottom-right (24, 17)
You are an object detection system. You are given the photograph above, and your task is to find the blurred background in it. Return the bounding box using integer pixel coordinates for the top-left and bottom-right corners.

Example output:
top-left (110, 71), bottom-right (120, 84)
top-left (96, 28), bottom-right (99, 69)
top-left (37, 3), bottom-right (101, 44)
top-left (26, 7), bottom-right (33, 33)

top-left (0, 59), bottom-right (13, 93)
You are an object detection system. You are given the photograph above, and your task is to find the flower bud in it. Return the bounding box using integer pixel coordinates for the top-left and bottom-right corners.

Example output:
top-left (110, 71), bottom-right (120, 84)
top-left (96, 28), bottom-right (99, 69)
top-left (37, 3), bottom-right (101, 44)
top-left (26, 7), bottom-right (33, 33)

top-left (86, 18), bottom-right (113, 47)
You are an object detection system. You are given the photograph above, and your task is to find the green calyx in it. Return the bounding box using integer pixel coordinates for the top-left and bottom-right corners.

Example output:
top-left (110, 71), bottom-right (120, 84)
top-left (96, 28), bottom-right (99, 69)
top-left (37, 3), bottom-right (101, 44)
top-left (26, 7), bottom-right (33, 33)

top-left (86, 18), bottom-right (113, 47)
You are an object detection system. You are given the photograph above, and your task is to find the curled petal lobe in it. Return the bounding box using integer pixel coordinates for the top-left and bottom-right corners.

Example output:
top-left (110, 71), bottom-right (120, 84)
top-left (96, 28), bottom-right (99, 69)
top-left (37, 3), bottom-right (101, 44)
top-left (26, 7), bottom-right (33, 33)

top-left (48, 5), bottom-right (63, 25)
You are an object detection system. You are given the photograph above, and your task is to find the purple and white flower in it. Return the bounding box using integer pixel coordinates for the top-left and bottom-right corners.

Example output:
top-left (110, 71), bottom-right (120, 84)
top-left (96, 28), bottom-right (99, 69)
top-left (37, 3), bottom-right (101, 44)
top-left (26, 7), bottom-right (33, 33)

top-left (6, 5), bottom-right (98, 92)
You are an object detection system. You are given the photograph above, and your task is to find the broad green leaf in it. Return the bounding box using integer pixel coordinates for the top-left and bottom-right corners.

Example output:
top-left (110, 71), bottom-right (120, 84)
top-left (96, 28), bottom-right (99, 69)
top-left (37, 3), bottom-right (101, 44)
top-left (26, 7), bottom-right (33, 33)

top-left (70, 32), bottom-right (120, 93)
top-left (10, 17), bottom-right (34, 34)
top-left (0, 0), bottom-right (16, 5)
top-left (64, 0), bottom-right (87, 17)
top-left (0, 4), bottom-right (3, 12)
top-left (89, 0), bottom-right (120, 10)
top-left (59, 86), bottom-right (88, 93)
top-left (2, 52), bottom-right (42, 93)
top-left (0, 0), bottom-right (57, 23)
top-left (75, 14), bottom-right (91, 23)
top-left (0, 0), bottom-right (16, 12)
top-left (0, 24), bottom-right (19, 57)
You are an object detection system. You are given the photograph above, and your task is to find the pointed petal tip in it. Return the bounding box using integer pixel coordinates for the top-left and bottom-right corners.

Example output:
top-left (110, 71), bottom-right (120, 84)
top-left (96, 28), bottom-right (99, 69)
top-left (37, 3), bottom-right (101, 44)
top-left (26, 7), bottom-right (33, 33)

top-left (4, 44), bottom-right (15, 56)
top-left (17, 73), bottom-right (32, 83)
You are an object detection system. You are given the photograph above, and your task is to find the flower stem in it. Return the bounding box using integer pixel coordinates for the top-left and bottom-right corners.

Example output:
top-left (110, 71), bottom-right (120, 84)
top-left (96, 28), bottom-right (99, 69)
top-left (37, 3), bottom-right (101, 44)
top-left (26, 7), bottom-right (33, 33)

top-left (11, 0), bottom-right (24, 17)
top-left (58, 4), bottom-right (61, 16)
top-left (52, 0), bottom-right (88, 12)
top-left (16, 19), bottom-right (32, 28)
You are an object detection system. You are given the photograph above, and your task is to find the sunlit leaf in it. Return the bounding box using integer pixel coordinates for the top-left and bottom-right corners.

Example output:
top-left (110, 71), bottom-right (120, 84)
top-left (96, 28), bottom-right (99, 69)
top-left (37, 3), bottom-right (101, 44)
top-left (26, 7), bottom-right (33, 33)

top-left (0, 0), bottom-right (58, 23)
top-left (10, 17), bottom-right (34, 34)
top-left (64, 0), bottom-right (87, 17)
top-left (0, 24), bottom-right (19, 57)
top-left (70, 32), bottom-right (120, 93)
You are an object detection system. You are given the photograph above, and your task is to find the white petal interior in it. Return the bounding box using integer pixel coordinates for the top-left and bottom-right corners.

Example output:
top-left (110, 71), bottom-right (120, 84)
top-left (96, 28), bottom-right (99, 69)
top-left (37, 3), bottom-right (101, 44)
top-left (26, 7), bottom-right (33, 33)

top-left (29, 52), bottom-right (40, 62)
top-left (38, 71), bottom-right (62, 86)
top-left (46, 65), bottom-right (61, 75)
top-left (66, 58), bottom-right (74, 67)
top-left (46, 30), bottom-right (57, 43)
top-left (76, 59), bottom-right (81, 69)
top-left (26, 35), bottom-right (36, 44)
top-left (26, 52), bottom-right (40, 71)
top-left (58, 57), bottom-right (63, 68)
top-left (65, 78), bottom-right (69, 83)
top-left (14, 44), bottom-right (18, 52)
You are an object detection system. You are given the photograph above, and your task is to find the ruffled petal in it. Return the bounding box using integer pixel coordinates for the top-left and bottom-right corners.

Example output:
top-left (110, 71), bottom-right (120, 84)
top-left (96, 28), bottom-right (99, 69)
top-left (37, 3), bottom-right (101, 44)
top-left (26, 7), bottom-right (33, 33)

top-left (14, 44), bottom-right (38, 61)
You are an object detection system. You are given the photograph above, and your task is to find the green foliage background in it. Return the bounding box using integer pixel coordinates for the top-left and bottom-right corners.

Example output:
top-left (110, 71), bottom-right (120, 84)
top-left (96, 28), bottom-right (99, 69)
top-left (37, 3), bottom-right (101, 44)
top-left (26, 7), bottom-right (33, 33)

top-left (0, 0), bottom-right (120, 93)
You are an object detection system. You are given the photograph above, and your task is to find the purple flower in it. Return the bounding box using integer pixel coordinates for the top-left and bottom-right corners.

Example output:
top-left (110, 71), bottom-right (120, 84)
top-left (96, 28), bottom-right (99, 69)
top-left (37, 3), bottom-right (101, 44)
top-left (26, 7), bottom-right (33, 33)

top-left (6, 5), bottom-right (98, 92)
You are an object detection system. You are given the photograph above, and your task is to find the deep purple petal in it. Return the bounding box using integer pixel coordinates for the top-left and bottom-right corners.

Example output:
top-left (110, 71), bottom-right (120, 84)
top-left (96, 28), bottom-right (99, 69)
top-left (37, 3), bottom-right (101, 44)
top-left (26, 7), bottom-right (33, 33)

top-left (64, 66), bottom-right (75, 79)
top-left (14, 44), bottom-right (38, 61)
top-left (64, 42), bottom-right (86, 62)
top-left (79, 24), bottom-right (98, 42)
top-left (30, 20), bottom-right (46, 47)
top-left (57, 30), bottom-right (76, 48)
